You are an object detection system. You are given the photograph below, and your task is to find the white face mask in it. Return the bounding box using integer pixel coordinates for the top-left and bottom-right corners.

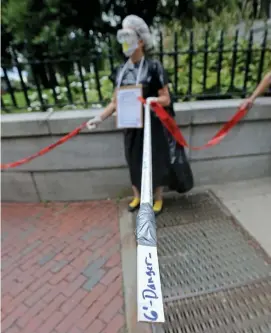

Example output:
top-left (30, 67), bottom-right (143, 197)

top-left (117, 29), bottom-right (139, 57)
top-left (122, 41), bottom-right (138, 57)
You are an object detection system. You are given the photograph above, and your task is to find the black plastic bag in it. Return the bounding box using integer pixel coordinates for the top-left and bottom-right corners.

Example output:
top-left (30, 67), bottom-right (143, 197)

top-left (167, 134), bottom-right (194, 193)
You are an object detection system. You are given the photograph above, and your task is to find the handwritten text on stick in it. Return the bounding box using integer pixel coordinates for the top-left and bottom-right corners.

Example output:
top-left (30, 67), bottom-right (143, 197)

top-left (137, 245), bottom-right (165, 322)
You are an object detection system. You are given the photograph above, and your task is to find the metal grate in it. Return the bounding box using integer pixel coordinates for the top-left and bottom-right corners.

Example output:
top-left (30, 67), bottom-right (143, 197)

top-left (162, 278), bottom-right (271, 333)
top-left (155, 191), bottom-right (271, 333)
top-left (158, 220), bottom-right (270, 299)
top-left (156, 191), bottom-right (231, 228)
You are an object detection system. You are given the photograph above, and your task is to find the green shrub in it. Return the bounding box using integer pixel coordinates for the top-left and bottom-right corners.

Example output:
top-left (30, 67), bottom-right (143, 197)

top-left (159, 28), bottom-right (270, 99)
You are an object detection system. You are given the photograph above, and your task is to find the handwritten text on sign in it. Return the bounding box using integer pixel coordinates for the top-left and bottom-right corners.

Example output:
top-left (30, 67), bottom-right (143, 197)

top-left (137, 245), bottom-right (165, 322)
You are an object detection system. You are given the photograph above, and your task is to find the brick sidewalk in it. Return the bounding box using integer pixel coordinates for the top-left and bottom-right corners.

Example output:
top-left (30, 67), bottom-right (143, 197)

top-left (1, 201), bottom-right (126, 333)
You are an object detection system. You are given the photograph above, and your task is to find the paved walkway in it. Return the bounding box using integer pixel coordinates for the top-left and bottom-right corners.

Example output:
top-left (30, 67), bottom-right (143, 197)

top-left (1, 201), bottom-right (126, 333)
top-left (2, 178), bottom-right (271, 333)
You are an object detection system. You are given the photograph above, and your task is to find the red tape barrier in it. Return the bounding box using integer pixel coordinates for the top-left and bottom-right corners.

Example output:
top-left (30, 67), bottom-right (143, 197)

top-left (1, 122), bottom-right (87, 170)
top-left (1, 101), bottom-right (248, 170)
top-left (139, 97), bottom-right (248, 150)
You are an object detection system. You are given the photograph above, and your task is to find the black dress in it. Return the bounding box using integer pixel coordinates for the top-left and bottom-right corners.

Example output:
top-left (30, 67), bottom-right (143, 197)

top-left (112, 58), bottom-right (173, 192)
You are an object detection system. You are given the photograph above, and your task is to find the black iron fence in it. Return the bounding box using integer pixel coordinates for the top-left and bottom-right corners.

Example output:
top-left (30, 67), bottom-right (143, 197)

top-left (1, 29), bottom-right (271, 113)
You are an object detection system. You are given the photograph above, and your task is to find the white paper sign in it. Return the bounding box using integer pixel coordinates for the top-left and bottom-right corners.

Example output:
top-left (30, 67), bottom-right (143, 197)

top-left (116, 86), bottom-right (142, 128)
top-left (137, 244), bottom-right (165, 323)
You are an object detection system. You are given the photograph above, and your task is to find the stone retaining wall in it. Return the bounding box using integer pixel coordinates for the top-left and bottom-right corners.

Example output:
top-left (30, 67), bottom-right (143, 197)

top-left (1, 98), bottom-right (271, 202)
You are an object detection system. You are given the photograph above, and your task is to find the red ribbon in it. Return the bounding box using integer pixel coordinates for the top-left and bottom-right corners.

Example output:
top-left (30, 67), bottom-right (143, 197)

top-left (1, 100), bottom-right (248, 170)
top-left (139, 97), bottom-right (248, 150)
top-left (1, 122), bottom-right (87, 170)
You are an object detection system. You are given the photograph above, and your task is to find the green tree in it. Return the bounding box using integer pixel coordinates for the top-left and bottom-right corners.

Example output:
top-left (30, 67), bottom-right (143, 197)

top-left (2, 0), bottom-right (269, 87)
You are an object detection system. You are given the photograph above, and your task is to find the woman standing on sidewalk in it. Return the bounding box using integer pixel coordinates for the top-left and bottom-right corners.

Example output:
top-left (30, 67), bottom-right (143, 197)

top-left (87, 15), bottom-right (173, 215)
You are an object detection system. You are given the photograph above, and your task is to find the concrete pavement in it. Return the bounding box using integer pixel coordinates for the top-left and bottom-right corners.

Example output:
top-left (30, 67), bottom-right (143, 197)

top-left (209, 177), bottom-right (271, 256)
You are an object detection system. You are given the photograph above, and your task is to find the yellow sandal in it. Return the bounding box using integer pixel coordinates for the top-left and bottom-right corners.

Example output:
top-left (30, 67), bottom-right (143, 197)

top-left (128, 197), bottom-right (140, 212)
top-left (153, 200), bottom-right (163, 216)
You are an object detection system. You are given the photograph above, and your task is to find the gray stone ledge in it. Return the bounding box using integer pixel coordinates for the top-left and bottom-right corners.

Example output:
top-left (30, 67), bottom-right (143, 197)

top-left (1, 172), bottom-right (40, 202)
top-left (190, 98), bottom-right (271, 124)
top-left (1, 98), bottom-right (270, 137)
top-left (33, 168), bottom-right (131, 201)
top-left (1, 111), bottom-right (51, 137)
top-left (192, 153), bottom-right (271, 185)
top-left (2, 154), bottom-right (270, 202)
top-left (1, 127), bottom-right (191, 172)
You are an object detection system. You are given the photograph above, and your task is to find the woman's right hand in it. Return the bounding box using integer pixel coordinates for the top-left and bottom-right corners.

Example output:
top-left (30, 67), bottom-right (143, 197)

top-left (86, 115), bottom-right (102, 130)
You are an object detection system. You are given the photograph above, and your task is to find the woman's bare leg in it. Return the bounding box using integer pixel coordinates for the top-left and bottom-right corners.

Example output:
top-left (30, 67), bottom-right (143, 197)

top-left (154, 186), bottom-right (163, 201)
top-left (132, 185), bottom-right (140, 198)
top-left (153, 187), bottom-right (164, 215)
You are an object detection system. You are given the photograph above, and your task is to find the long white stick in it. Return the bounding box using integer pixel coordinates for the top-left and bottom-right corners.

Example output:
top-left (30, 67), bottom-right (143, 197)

top-left (137, 100), bottom-right (165, 323)
top-left (140, 101), bottom-right (153, 205)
